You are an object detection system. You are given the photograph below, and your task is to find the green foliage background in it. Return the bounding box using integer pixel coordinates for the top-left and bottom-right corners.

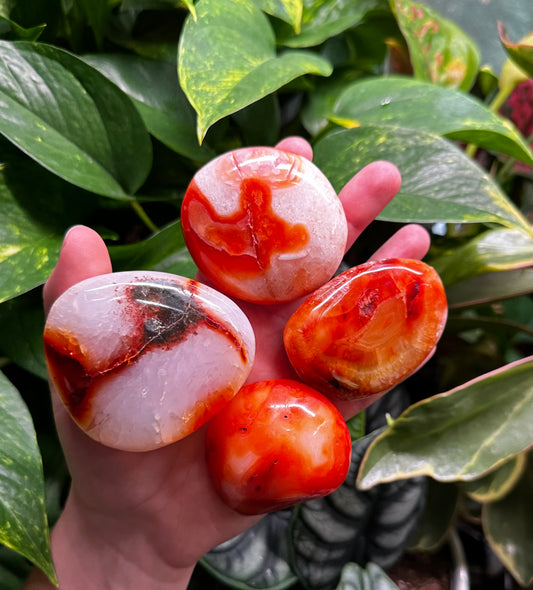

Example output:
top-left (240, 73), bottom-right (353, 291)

top-left (0, 0), bottom-right (532, 588)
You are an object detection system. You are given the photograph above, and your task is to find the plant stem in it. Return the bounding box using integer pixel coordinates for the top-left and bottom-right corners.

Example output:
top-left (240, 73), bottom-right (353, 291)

top-left (465, 85), bottom-right (514, 159)
top-left (450, 528), bottom-right (470, 590)
top-left (130, 200), bottom-right (158, 233)
top-left (496, 131), bottom-right (533, 185)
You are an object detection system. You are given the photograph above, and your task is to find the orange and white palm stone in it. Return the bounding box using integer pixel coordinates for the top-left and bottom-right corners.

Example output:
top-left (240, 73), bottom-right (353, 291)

top-left (181, 146), bottom-right (347, 304)
top-left (44, 271), bottom-right (255, 451)
top-left (284, 258), bottom-right (448, 401)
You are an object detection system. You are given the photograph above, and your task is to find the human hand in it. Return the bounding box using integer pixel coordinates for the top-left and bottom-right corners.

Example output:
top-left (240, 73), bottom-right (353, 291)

top-left (29, 137), bottom-right (430, 589)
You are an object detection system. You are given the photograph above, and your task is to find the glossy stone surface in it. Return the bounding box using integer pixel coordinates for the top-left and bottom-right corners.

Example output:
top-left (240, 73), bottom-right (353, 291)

top-left (44, 271), bottom-right (255, 451)
top-left (205, 379), bottom-right (352, 515)
top-left (284, 259), bottom-right (448, 400)
top-left (181, 147), bottom-right (347, 304)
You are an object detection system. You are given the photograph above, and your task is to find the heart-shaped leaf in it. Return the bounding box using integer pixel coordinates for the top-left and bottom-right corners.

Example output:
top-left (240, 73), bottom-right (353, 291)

top-left (357, 357), bottom-right (533, 489)
top-left (0, 40), bottom-right (152, 198)
top-left (313, 126), bottom-right (532, 235)
top-left (328, 76), bottom-right (533, 165)
top-left (178, 0), bottom-right (332, 142)
top-left (0, 371), bottom-right (56, 584)
top-left (391, 0), bottom-right (480, 91)
top-left (431, 228), bottom-right (533, 287)
top-left (289, 430), bottom-right (426, 589)
top-left (334, 562), bottom-right (400, 590)
top-left (83, 53), bottom-right (214, 161)
top-left (201, 509), bottom-right (297, 589)
top-left (483, 453), bottom-right (533, 587)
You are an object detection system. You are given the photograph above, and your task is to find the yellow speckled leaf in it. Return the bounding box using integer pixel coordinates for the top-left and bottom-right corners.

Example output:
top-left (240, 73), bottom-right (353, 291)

top-left (0, 371), bottom-right (56, 584)
top-left (259, 0), bottom-right (302, 33)
top-left (178, 0), bottom-right (331, 142)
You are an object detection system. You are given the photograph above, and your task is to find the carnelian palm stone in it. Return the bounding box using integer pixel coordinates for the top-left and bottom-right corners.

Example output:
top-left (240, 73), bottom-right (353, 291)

top-left (44, 271), bottom-right (255, 451)
top-left (181, 147), bottom-right (347, 304)
top-left (284, 258), bottom-right (448, 401)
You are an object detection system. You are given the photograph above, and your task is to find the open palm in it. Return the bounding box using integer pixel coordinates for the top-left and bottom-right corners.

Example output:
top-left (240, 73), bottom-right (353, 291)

top-left (33, 137), bottom-right (430, 590)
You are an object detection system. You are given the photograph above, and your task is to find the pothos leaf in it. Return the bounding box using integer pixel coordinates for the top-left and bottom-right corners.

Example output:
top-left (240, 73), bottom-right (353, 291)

top-left (178, 0), bottom-right (331, 142)
top-left (314, 126), bottom-right (532, 234)
top-left (0, 41), bottom-right (152, 198)
top-left (0, 371), bottom-right (56, 584)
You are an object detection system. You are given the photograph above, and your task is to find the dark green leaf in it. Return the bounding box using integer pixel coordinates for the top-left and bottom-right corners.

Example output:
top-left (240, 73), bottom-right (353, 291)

top-left (301, 70), bottom-right (365, 136)
top-left (329, 76), bottom-right (533, 165)
top-left (483, 453), bottom-right (533, 587)
top-left (0, 544), bottom-right (32, 586)
top-left (83, 53), bottom-right (214, 162)
top-left (432, 228), bottom-right (533, 287)
top-left (110, 221), bottom-right (197, 278)
top-left (0, 562), bottom-right (24, 589)
top-left (0, 40), bottom-right (152, 198)
top-left (202, 509), bottom-right (297, 589)
top-left (289, 430), bottom-right (426, 589)
top-left (314, 126), bottom-right (532, 233)
top-left (0, 16), bottom-right (45, 41)
top-left (0, 371), bottom-right (56, 584)
top-left (232, 93), bottom-right (280, 146)
top-left (178, 0), bottom-right (332, 142)
top-left (0, 290), bottom-right (47, 379)
top-left (0, 142), bottom-right (99, 303)
top-left (408, 479), bottom-right (458, 552)
top-left (0, 166), bottom-right (61, 303)
top-left (459, 453), bottom-right (526, 503)
top-left (77, 0), bottom-right (111, 49)
top-left (279, 0), bottom-right (385, 49)
top-left (346, 412), bottom-right (365, 441)
top-left (357, 357), bottom-right (533, 489)
top-left (392, 0), bottom-right (480, 91)
top-left (335, 562), bottom-right (400, 590)
top-left (446, 267), bottom-right (533, 309)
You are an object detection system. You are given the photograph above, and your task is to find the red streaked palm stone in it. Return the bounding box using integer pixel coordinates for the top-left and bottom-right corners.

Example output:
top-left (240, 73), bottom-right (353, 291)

top-left (181, 146), bottom-right (347, 304)
top-left (205, 379), bottom-right (352, 515)
top-left (44, 271), bottom-right (255, 451)
top-left (283, 259), bottom-right (448, 401)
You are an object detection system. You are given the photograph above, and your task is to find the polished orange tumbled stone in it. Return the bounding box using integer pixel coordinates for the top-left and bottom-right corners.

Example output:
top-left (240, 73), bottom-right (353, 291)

top-left (283, 258), bottom-right (448, 401)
